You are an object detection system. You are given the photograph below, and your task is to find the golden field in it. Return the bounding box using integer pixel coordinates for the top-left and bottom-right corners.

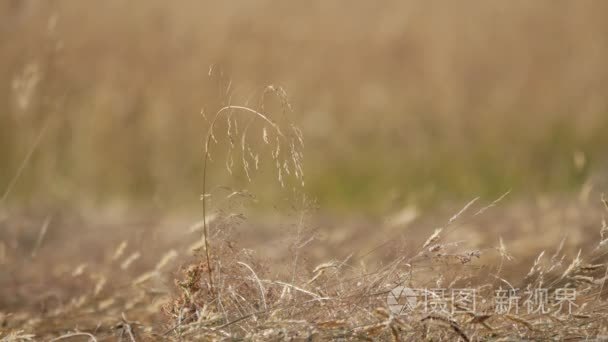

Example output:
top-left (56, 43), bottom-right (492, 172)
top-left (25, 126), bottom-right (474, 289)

top-left (2, 1), bottom-right (608, 340)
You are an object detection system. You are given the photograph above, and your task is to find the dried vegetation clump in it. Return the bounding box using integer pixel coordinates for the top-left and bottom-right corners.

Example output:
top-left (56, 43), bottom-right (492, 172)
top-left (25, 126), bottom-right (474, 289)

top-left (156, 193), bottom-right (608, 341)
top-left (4, 190), bottom-right (608, 340)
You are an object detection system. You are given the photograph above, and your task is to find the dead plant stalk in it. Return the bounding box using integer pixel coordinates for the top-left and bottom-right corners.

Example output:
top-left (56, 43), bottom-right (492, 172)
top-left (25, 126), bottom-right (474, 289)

top-left (201, 105), bottom-right (286, 292)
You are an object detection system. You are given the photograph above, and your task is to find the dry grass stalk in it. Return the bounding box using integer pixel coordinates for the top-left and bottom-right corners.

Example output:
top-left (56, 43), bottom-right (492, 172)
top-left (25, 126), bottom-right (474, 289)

top-left (199, 82), bottom-right (304, 295)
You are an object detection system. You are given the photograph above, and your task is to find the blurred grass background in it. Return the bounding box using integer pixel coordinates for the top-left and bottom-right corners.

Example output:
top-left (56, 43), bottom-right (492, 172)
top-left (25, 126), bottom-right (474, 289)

top-left (2, 0), bottom-right (608, 213)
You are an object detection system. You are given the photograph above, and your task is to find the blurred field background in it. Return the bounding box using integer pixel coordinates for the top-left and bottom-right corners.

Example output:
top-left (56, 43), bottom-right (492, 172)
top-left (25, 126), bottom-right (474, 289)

top-left (6, 2), bottom-right (608, 340)
top-left (3, 0), bottom-right (608, 213)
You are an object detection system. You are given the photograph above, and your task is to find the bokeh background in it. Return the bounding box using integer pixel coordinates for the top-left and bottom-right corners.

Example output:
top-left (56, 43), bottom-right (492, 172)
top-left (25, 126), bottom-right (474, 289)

top-left (2, 0), bottom-right (608, 213)
top-left (5, 3), bottom-right (608, 338)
